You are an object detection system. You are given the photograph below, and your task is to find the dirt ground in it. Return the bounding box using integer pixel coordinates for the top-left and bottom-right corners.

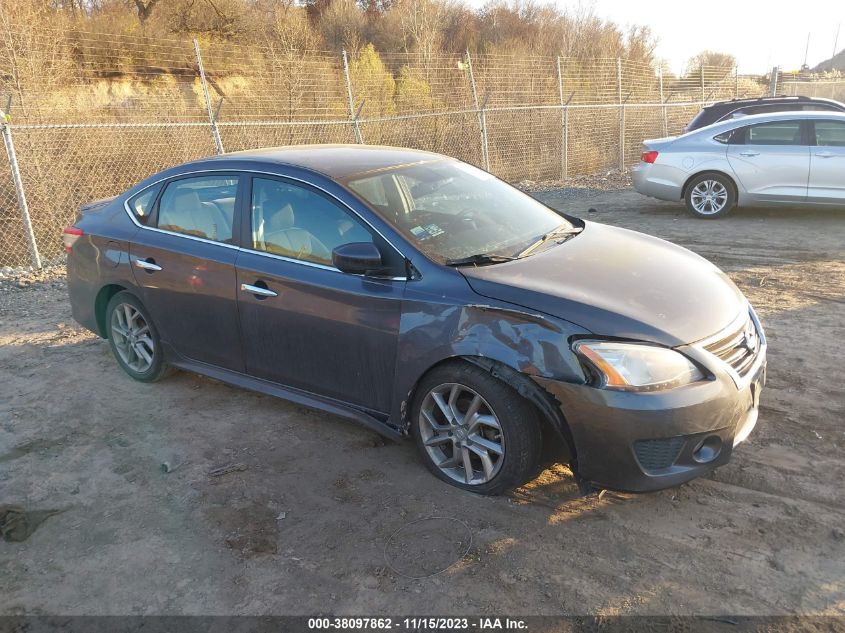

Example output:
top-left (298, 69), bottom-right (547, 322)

top-left (1, 187), bottom-right (844, 616)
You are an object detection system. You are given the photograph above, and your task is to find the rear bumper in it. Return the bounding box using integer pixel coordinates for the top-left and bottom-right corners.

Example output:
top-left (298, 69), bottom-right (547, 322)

top-left (534, 356), bottom-right (766, 493)
top-left (631, 162), bottom-right (684, 202)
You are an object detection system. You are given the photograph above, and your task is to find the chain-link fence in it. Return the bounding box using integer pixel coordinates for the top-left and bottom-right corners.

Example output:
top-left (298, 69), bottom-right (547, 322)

top-left (1, 27), bottom-right (842, 269)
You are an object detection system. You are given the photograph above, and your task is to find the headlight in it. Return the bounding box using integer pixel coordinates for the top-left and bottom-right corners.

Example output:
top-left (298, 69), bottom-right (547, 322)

top-left (573, 340), bottom-right (704, 392)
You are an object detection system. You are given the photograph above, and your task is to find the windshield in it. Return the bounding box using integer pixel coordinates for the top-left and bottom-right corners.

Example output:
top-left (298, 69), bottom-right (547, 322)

top-left (345, 160), bottom-right (572, 263)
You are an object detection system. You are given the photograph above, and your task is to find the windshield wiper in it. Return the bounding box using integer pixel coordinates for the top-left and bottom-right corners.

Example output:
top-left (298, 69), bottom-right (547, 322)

top-left (445, 253), bottom-right (516, 267)
top-left (517, 225), bottom-right (583, 258)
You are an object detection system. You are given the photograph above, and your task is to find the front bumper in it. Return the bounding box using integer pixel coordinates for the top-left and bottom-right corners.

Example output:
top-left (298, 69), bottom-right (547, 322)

top-left (535, 349), bottom-right (766, 493)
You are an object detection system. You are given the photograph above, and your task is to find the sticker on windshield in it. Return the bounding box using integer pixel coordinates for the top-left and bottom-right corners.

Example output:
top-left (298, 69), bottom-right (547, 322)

top-left (424, 223), bottom-right (444, 237)
top-left (409, 224), bottom-right (445, 241)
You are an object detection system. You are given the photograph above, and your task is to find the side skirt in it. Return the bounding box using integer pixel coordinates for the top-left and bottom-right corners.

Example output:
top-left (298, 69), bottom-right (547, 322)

top-left (167, 351), bottom-right (404, 441)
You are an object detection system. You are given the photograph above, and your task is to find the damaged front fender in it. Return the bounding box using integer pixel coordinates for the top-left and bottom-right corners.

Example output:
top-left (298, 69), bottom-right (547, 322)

top-left (391, 293), bottom-right (590, 441)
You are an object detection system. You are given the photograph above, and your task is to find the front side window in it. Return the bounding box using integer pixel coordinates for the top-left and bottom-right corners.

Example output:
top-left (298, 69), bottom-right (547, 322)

top-left (156, 176), bottom-right (238, 243)
top-left (251, 177), bottom-right (373, 266)
top-left (743, 121), bottom-right (804, 145)
top-left (128, 184), bottom-right (161, 225)
top-left (346, 160), bottom-right (570, 263)
top-left (813, 121), bottom-right (845, 147)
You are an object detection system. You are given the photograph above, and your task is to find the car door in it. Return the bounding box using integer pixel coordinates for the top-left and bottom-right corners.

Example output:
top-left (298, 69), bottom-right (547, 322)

top-left (726, 119), bottom-right (810, 203)
top-left (129, 173), bottom-right (245, 372)
top-left (807, 119), bottom-right (845, 203)
top-left (234, 175), bottom-right (406, 414)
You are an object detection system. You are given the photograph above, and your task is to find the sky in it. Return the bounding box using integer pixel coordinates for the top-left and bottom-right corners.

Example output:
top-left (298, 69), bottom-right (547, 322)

top-left (464, 0), bottom-right (844, 75)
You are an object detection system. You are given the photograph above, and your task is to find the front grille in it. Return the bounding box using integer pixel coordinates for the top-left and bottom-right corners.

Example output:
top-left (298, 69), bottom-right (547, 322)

top-left (702, 313), bottom-right (761, 377)
top-left (633, 437), bottom-right (685, 471)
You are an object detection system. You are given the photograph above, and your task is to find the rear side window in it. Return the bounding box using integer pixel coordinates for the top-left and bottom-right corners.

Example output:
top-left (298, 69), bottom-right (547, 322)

top-left (156, 176), bottom-right (239, 243)
top-left (736, 104), bottom-right (803, 118)
top-left (742, 121), bottom-right (804, 145)
top-left (814, 121), bottom-right (845, 146)
top-left (128, 185), bottom-right (161, 225)
top-left (687, 110), bottom-right (713, 131)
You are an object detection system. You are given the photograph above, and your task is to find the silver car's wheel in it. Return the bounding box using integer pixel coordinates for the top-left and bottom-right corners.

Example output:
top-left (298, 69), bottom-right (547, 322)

top-left (418, 382), bottom-right (505, 485)
top-left (685, 173), bottom-right (736, 219)
top-left (110, 303), bottom-right (155, 373)
top-left (690, 180), bottom-right (728, 215)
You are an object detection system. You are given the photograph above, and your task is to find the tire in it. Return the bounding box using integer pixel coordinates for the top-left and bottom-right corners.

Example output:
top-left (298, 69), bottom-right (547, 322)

top-left (105, 290), bottom-right (172, 382)
top-left (410, 361), bottom-right (542, 495)
top-left (684, 172), bottom-right (737, 219)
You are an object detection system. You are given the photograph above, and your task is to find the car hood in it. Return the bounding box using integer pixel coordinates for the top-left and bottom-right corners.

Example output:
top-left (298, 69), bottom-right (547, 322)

top-left (459, 222), bottom-right (746, 347)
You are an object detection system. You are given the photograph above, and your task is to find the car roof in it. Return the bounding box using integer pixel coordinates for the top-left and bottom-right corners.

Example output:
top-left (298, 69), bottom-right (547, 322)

top-left (190, 144), bottom-right (446, 180)
top-left (702, 95), bottom-right (844, 111)
top-left (689, 109), bottom-right (845, 135)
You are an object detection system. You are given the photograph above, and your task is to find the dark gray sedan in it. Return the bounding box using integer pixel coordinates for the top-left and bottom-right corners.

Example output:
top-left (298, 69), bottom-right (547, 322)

top-left (65, 145), bottom-right (766, 494)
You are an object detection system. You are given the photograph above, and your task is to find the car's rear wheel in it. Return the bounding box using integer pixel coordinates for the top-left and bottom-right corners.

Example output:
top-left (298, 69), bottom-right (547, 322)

top-left (105, 291), bottom-right (171, 382)
top-left (410, 362), bottom-right (542, 495)
top-left (685, 173), bottom-right (736, 219)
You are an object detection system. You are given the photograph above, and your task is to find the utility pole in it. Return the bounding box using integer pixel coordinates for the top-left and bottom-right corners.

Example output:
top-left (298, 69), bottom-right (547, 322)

top-left (833, 24), bottom-right (841, 70)
top-left (803, 32), bottom-right (811, 68)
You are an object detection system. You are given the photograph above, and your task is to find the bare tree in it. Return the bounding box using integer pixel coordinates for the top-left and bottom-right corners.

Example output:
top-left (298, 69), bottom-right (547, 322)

top-left (131, 0), bottom-right (160, 22)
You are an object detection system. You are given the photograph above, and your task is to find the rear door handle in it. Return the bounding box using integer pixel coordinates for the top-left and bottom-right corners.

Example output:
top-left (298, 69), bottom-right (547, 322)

top-left (739, 150), bottom-right (760, 157)
top-left (240, 282), bottom-right (277, 298)
top-left (134, 258), bottom-right (162, 272)
top-left (814, 151), bottom-right (835, 158)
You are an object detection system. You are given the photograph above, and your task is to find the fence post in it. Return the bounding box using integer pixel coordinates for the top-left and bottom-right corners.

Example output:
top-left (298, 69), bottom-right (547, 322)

top-left (193, 39), bottom-right (224, 155)
top-left (769, 66), bottom-right (779, 96)
top-left (617, 58), bottom-right (624, 171)
top-left (700, 65), bottom-right (705, 102)
top-left (658, 67), bottom-right (668, 137)
top-left (1, 108), bottom-right (42, 269)
top-left (465, 50), bottom-right (490, 171)
top-left (556, 56), bottom-right (566, 180)
top-left (342, 50), bottom-right (363, 144)
top-left (734, 65), bottom-right (739, 98)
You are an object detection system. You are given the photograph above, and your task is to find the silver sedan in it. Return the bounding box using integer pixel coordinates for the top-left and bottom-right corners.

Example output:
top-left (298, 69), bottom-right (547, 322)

top-left (632, 111), bottom-right (845, 218)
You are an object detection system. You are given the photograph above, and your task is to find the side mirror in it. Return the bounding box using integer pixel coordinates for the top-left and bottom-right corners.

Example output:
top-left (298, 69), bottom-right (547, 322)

top-left (332, 242), bottom-right (383, 275)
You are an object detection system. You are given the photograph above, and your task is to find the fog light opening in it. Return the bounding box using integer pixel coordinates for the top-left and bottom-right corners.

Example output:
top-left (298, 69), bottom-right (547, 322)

top-left (693, 435), bottom-right (722, 464)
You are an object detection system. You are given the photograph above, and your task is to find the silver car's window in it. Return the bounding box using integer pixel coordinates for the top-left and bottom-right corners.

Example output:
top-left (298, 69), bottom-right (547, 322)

top-left (251, 177), bottom-right (373, 267)
top-left (744, 121), bottom-right (803, 145)
top-left (156, 176), bottom-right (238, 243)
top-left (346, 160), bottom-right (569, 262)
top-left (814, 121), bottom-right (845, 147)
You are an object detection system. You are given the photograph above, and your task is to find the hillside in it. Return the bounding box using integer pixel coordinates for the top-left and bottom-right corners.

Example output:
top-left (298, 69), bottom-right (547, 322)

top-left (814, 47), bottom-right (845, 71)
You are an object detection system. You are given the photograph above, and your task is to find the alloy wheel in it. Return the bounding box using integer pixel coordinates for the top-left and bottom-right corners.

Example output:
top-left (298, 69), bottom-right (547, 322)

top-left (690, 179), bottom-right (729, 215)
top-left (418, 383), bottom-right (505, 485)
top-left (110, 303), bottom-right (155, 373)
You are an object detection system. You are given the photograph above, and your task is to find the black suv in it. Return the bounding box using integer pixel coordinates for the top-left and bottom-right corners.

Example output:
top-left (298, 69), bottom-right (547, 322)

top-left (685, 95), bottom-right (845, 132)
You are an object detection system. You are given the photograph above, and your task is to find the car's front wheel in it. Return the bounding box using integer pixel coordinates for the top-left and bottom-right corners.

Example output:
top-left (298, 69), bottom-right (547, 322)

top-left (410, 362), bottom-right (542, 495)
top-left (685, 172), bottom-right (736, 219)
top-left (105, 290), bottom-right (171, 382)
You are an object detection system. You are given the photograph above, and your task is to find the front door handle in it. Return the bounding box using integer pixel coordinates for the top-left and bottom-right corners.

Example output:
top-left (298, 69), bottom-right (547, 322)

top-left (241, 282), bottom-right (278, 298)
top-left (739, 150), bottom-right (760, 157)
top-left (134, 258), bottom-right (162, 272)
top-left (814, 151), bottom-right (835, 158)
